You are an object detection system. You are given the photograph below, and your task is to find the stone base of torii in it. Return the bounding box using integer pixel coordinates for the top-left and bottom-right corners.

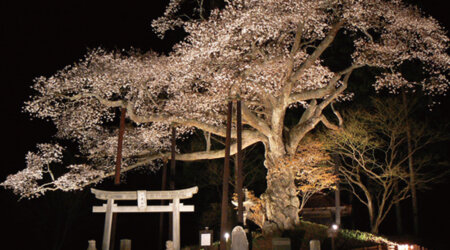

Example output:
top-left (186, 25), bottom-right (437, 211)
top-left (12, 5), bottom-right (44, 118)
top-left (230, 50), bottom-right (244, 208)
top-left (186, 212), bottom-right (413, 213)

top-left (91, 186), bottom-right (198, 250)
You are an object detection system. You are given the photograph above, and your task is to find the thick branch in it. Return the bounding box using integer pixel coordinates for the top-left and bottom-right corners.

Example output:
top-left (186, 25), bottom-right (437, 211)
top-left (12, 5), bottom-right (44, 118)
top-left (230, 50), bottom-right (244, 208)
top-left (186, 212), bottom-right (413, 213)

top-left (290, 22), bottom-right (304, 56)
top-left (320, 114), bottom-right (340, 130)
top-left (331, 102), bottom-right (343, 127)
top-left (136, 129), bottom-right (265, 158)
top-left (298, 99), bottom-right (317, 124)
top-left (280, 20), bottom-right (344, 119)
top-left (174, 135), bottom-right (262, 161)
top-left (286, 66), bottom-right (358, 154)
top-left (63, 93), bottom-right (124, 107)
top-left (28, 133), bottom-right (264, 198)
top-left (62, 93), bottom-right (232, 138)
top-left (287, 85), bottom-right (335, 104)
top-left (287, 64), bottom-right (363, 105)
top-left (317, 69), bottom-right (354, 112)
top-left (241, 103), bottom-right (272, 137)
top-left (286, 115), bottom-right (322, 155)
top-left (290, 20), bottom-right (344, 82)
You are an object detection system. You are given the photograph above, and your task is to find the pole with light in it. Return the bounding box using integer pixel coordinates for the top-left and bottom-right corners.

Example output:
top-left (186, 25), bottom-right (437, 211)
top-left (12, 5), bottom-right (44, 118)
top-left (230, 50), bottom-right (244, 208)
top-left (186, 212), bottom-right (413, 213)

top-left (328, 223), bottom-right (339, 250)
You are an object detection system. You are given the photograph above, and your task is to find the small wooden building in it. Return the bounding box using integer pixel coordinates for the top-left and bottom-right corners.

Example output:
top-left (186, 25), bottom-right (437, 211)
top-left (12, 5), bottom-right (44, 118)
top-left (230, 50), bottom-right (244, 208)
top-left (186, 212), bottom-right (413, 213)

top-left (300, 194), bottom-right (351, 225)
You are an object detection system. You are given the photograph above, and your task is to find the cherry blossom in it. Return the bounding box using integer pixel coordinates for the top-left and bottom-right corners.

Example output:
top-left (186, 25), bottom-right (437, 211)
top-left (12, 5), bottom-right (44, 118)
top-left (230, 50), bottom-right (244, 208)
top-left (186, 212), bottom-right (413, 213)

top-left (2, 0), bottom-right (448, 232)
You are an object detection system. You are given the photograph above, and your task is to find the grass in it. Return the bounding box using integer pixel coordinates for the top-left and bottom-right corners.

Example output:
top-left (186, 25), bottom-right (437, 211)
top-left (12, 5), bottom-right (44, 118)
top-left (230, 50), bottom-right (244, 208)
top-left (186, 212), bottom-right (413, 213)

top-left (183, 220), bottom-right (399, 250)
top-left (252, 220), bottom-right (398, 250)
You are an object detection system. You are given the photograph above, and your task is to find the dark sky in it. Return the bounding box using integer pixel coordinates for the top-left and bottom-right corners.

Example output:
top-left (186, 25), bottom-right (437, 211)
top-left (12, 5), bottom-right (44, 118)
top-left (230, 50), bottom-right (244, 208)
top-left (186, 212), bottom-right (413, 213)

top-left (0, 0), bottom-right (449, 249)
top-left (0, 2), bottom-right (177, 249)
top-left (1, 1), bottom-right (178, 177)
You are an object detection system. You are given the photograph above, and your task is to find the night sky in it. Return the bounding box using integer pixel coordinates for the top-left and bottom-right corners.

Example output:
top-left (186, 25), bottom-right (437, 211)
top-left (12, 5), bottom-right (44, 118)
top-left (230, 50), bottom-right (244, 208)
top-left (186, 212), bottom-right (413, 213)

top-left (1, 1), bottom-right (449, 249)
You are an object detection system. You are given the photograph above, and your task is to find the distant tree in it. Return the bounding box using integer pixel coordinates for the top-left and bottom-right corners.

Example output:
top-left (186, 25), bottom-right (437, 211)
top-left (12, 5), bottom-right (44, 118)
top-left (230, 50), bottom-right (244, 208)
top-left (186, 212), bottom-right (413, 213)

top-left (2, 0), bottom-right (448, 233)
top-left (323, 97), bottom-right (447, 234)
top-left (377, 95), bottom-right (449, 235)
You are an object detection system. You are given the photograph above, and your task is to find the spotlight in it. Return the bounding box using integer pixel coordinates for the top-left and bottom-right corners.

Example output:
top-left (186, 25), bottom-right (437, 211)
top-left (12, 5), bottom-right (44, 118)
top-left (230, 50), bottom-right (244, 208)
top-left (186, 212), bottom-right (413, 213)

top-left (224, 232), bottom-right (230, 242)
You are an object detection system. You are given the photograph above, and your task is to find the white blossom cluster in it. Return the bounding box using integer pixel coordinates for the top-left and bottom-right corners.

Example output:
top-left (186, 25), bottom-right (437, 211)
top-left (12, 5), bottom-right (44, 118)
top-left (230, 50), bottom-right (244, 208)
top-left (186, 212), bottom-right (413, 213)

top-left (2, 144), bottom-right (64, 198)
top-left (3, 0), bottom-right (448, 198)
top-left (374, 72), bottom-right (412, 94)
top-left (53, 164), bottom-right (104, 192)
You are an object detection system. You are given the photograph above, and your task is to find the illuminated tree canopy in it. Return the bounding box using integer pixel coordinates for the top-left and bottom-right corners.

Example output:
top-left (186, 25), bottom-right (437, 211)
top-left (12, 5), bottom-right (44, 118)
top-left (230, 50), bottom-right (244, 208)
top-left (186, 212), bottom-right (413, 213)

top-left (2, 0), bottom-right (448, 232)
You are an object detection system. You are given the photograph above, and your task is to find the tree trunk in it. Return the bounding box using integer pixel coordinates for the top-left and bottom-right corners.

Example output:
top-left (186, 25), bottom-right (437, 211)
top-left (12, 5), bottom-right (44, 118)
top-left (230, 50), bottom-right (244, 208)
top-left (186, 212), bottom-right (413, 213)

top-left (371, 221), bottom-right (380, 235)
top-left (402, 91), bottom-right (419, 236)
top-left (368, 200), bottom-right (377, 234)
top-left (394, 181), bottom-right (403, 235)
top-left (236, 99), bottom-right (244, 225)
top-left (260, 151), bottom-right (299, 234)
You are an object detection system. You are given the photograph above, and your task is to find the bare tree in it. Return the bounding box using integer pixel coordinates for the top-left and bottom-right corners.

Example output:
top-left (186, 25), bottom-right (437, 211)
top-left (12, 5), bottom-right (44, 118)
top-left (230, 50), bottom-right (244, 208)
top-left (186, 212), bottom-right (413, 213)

top-left (323, 97), bottom-right (447, 233)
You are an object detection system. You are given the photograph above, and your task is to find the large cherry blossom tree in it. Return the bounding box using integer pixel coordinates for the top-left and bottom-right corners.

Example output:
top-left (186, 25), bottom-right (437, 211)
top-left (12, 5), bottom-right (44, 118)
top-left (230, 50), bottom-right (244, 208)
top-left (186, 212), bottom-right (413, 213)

top-left (2, 0), bottom-right (448, 233)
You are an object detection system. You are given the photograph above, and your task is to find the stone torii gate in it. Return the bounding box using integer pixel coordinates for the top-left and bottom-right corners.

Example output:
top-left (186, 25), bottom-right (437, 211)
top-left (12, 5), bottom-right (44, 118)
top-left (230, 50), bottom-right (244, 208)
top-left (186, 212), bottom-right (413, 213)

top-left (91, 186), bottom-right (198, 250)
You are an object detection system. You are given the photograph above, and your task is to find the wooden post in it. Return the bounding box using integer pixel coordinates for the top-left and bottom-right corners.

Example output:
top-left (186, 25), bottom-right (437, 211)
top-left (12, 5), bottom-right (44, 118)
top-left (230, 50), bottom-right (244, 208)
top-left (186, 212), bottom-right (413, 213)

top-left (114, 107), bottom-right (127, 185)
top-left (334, 155), bottom-right (341, 226)
top-left (236, 99), bottom-right (244, 225)
top-left (220, 101), bottom-right (233, 250)
top-left (169, 127), bottom-right (176, 240)
top-left (172, 198), bottom-right (181, 250)
top-left (102, 199), bottom-right (114, 250)
top-left (111, 107), bottom-right (126, 250)
top-left (170, 127), bottom-right (176, 190)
